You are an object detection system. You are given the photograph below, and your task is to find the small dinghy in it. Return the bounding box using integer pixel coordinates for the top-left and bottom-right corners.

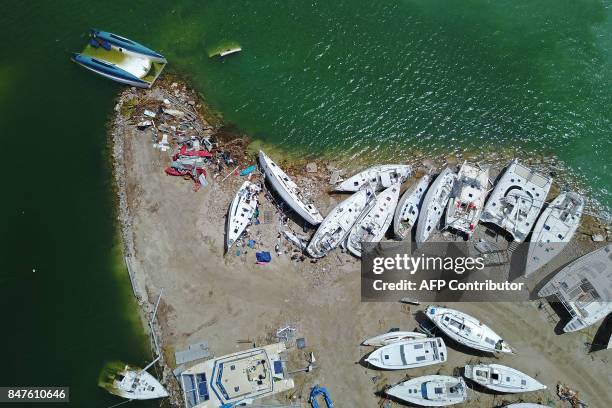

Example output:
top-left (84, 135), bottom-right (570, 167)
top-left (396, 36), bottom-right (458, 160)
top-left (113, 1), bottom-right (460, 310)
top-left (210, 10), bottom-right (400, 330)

top-left (538, 245), bottom-right (612, 332)
top-left (334, 165), bottom-right (412, 192)
top-left (445, 162), bottom-right (490, 236)
top-left (72, 29), bottom-right (166, 88)
top-left (225, 181), bottom-right (260, 252)
top-left (259, 151), bottom-right (323, 226)
top-left (464, 363), bottom-right (546, 393)
top-left (415, 168), bottom-right (457, 245)
top-left (345, 183), bottom-right (401, 258)
top-left (393, 175), bottom-right (431, 240)
top-left (362, 331), bottom-right (427, 347)
top-left (386, 375), bottom-right (467, 407)
top-left (481, 159), bottom-right (552, 242)
top-left (426, 306), bottom-right (513, 354)
top-left (525, 192), bottom-right (584, 276)
top-left (365, 337), bottom-right (447, 370)
top-left (307, 189), bottom-right (372, 258)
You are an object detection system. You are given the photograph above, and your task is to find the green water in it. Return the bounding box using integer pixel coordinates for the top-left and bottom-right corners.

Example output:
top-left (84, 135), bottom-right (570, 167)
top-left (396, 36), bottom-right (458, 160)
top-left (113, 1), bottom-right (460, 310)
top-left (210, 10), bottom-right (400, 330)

top-left (1, 0), bottom-right (610, 406)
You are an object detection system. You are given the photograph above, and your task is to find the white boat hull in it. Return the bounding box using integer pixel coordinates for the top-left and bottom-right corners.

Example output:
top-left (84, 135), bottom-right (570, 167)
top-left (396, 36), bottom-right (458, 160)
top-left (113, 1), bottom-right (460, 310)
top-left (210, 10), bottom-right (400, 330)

top-left (362, 331), bottom-right (427, 347)
top-left (335, 164), bottom-right (412, 192)
top-left (365, 338), bottom-right (447, 370)
top-left (445, 162), bottom-right (489, 236)
top-left (415, 168), bottom-right (457, 244)
top-left (226, 181), bottom-right (259, 251)
top-left (464, 363), bottom-right (546, 393)
top-left (393, 175), bottom-right (431, 240)
top-left (386, 375), bottom-right (467, 407)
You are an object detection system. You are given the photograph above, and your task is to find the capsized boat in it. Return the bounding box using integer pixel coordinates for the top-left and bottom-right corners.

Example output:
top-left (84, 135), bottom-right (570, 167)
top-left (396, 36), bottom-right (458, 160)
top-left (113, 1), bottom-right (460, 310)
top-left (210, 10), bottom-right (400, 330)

top-left (179, 342), bottom-right (294, 408)
top-left (393, 175), bottom-right (431, 240)
top-left (445, 162), bottom-right (490, 236)
top-left (365, 338), bottom-right (447, 370)
top-left (415, 168), bottom-right (457, 245)
top-left (334, 165), bottom-right (412, 192)
top-left (72, 29), bottom-right (166, 88)
top-left (307, 189), bottom-right (372, 258)
top-left (425, 306), bottom-right (513, 354)
top-left (99, 363), bottom-right (168, 400)
top-left (386, 375), bottom-right (467, 407)
top-left (362, 331), bottom-right (427, 347)
top-left (345, 183), bottom-right (401, 258)
top-left (464, 363), bottom-right (546, 393)
top-left (258, 151), bottom-right (323, 226)
top-left (481, 159), bottom-right (552, 242)
top-left (524, 192), bottom-right (584, 276)
top-left (538, 245), bottom-right (612, 332)
top-left (225, 181), bottom-right (260, 252)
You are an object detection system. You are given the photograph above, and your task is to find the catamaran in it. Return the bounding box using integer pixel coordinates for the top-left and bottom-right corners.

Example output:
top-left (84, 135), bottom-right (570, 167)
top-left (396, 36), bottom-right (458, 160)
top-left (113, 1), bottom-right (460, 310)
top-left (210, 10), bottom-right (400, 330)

top-left (445, 162), bottom-right (490, 236)
top-left (72, 29), bottom-right (166, 88)
top-left (538, 244), bottom-right (612, 332)
top-left (481, 159), bottom-right (552, 242)
top-left (525, 191), bottom-right (584, 276)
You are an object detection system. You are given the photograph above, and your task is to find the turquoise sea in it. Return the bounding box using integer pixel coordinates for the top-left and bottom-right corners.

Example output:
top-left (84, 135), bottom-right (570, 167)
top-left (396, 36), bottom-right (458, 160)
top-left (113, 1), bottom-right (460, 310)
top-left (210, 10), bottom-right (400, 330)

top-left (1, 0), bottom-right (610, 406)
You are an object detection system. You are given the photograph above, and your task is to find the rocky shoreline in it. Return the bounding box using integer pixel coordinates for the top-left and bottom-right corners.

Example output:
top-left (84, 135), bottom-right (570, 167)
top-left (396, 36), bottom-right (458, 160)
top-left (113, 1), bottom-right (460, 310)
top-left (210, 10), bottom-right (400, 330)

top-left (109, 75), bottom-right (610, 407)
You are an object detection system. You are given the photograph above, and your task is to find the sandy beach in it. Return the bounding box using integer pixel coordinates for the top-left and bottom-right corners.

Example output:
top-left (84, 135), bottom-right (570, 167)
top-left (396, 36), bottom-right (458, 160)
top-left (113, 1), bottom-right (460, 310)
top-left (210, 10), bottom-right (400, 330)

top-left (111, 79), bottom-right (611, 408)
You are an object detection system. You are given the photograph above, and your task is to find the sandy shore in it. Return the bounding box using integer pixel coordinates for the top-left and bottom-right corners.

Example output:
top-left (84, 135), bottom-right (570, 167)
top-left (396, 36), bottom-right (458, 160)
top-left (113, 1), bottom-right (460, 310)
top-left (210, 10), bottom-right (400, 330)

top-left (111, 78), bottom-right (611, 408)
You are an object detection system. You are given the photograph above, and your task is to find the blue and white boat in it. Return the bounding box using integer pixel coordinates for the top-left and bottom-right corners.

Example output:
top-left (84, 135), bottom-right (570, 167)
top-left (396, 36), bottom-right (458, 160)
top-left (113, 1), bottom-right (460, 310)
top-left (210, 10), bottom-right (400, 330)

top-left (72, 29), bottom-right (167, 88)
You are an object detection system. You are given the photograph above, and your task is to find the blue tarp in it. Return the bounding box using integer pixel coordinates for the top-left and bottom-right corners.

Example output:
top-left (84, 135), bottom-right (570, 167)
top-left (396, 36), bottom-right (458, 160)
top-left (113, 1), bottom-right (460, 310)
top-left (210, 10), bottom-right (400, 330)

top-left (239, 165), bottom-right (257, 176)
top-left (309, 385), bottom-right (335, 408)
top-left (256, 251), bottom-right (271, 263)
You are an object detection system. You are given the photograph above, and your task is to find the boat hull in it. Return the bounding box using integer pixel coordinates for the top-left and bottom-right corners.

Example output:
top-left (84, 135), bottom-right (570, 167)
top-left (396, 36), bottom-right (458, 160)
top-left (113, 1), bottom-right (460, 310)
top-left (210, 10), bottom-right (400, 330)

top-left (393, 175), bottom-right (431, 240)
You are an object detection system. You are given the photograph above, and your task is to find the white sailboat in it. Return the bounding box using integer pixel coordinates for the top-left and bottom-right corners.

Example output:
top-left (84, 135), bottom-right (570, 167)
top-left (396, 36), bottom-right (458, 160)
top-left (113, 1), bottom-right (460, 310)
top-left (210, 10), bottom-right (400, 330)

top-left (445, 162), bottom-right (490, 236)
top-left (258, 150), bottom-right (323, 225)
top-left (345, 183), bottom-right (400, 258)
top-left (415, 168), bottom-right (457, 245)
top-left (525, 192), bottom-right (584, 276)
top-left (393, 175), bottom-right (431, 240)
top-left (386, 375), bottom-right (468, 407)
top-left (538, 244), bottom-right (612, 332)
top-left (464, 363), bottom-right (546, 393)
top-left (425, 306), bottom-right (513, 354)
top-left (106, 364), bottom-right (169, 400)
top-left (362, 331), bottom-right (427, 347)
top-left (307, 189), bottom-right (373, 258)
top-left (480, 159), bottom-right (552, 242)
top-left (334, 164), bottom-right (412, 192)
top-left (365, 337), bottom-right (447, 370)
top-left (225, 181), bottom-right (260, 251)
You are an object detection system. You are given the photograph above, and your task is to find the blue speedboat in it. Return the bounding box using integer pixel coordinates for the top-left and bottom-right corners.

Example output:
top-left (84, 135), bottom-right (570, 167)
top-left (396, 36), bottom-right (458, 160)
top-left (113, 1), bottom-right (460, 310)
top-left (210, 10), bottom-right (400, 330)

top-left (72, 29), bottom-right (167, 88)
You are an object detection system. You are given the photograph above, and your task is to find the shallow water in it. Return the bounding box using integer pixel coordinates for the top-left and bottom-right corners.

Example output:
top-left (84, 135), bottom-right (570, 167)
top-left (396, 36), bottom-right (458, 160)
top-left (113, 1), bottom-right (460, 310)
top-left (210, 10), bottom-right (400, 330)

top-left (1, 0), bottom-right (610, 404)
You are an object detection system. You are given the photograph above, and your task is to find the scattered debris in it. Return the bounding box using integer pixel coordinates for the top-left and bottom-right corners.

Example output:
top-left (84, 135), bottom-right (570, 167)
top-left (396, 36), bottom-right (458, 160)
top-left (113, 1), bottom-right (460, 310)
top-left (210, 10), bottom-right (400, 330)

top-left (306, 162), bottom-right (318, 173)
top-left (557, 383), bottom-right (588, 407)
top-left (592, 234), bottom-right (605, 242)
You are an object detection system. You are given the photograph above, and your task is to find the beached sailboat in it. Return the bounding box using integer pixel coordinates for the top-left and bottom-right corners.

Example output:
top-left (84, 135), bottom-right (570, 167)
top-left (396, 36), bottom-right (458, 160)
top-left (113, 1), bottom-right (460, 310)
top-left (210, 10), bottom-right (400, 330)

top-left (72, 29), bottom-right (166, 88)
top-left (386, 375), bottom-right (468, 407)
top-left (393, 175), bottom-right (431, 240)
top-left (365, 338), bottom-right (447, 370)
top-left (362, 331), bottom-right (427, 347)
top-left (307, 189), bottom-right (372, 258)
top-left (524, 192), bottom-right (584, 276)
top-left (99, 363), bottom-right (169, 400)
top-left (538, 244), bottom-right (612, 332)
top-left (481, 159), bottom-right (552, 242)
top-left (259, 151), bottom-right (324, 226)
top-left (334, 165), bottom-right (412, 192)
top-left (345, 183), bottom-right (401, 257)
top-left (225, 181), bottom-right (260, 251)
top-left (425, 306), bottom-right (513, 353)
top-left (464, 363), bottom-right (546, 393)
top-left (415, 168), bottom-right (457, 245)
top-left (445, 162), bottom-right (490, 236)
